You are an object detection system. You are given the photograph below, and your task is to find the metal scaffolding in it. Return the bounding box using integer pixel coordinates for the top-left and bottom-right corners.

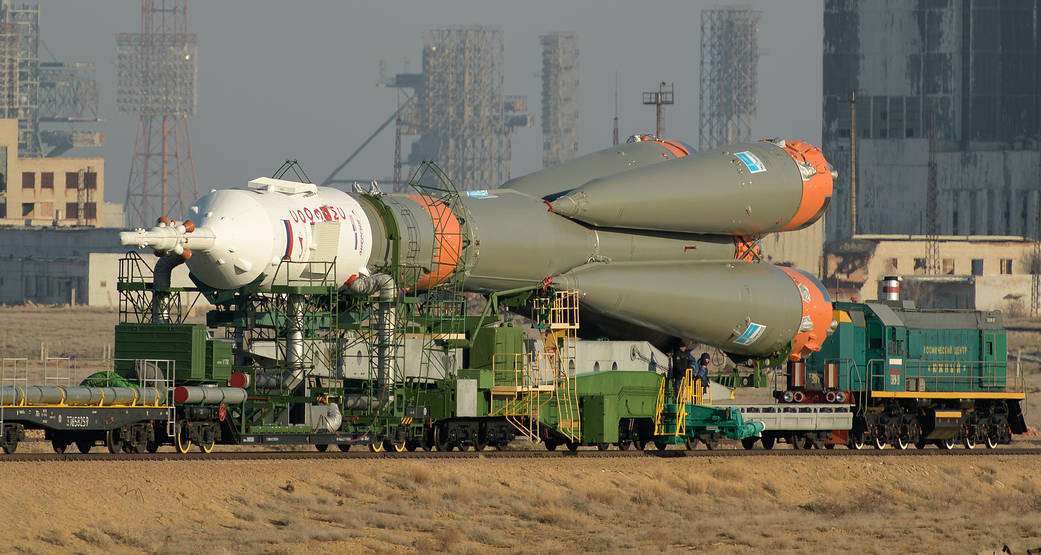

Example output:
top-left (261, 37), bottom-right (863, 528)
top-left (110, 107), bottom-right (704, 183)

top-left (116, 0), bottom-right (197, 228)
top-left (389, 26), bottom-right (529, 191)
top-left (540, 32), bottom-right (578, 168)
top-left (0, 2), bottom-right (40, 156)
top-left (698, 7), bottom-right (761, 150)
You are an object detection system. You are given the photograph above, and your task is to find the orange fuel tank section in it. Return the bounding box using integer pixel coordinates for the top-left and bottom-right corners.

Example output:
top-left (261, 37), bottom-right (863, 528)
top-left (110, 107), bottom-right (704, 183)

top-left (407, 195), bottom-right (462, 290)
top-left (777, 266), bottom-right (834, 361)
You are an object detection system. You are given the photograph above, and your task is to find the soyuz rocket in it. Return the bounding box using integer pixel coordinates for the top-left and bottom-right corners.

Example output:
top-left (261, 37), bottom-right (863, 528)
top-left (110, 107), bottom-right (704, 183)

top-left (121, 136), bottom-right (836, 362)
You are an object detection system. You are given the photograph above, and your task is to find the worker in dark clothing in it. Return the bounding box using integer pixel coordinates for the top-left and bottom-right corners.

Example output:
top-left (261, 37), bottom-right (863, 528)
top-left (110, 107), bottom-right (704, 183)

top-left (671, 344), bottom-right (695, 390)
top-left (693, 352), bottom-right (711, 394)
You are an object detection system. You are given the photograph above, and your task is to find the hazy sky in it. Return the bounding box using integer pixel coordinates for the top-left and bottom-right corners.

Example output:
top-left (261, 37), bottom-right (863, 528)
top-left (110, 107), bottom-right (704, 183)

top-left (34, 0), bottom-right (823, 205)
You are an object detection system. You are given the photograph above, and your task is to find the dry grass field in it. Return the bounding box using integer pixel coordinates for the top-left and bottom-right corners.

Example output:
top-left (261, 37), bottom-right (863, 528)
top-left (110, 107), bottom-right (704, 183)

top-left (0, 456), bottom-right (1039, 553)
top-left (2, 305), bottom-right (1041, 552)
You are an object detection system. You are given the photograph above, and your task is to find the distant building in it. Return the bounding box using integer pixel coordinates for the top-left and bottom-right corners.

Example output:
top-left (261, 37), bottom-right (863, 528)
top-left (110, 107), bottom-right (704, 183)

top-left (823, 1), bottom-right (1041, 242)
top-left (0, 119), bottom-right (106, 227)
top-left (824, 236), bottom-right (1032, 314)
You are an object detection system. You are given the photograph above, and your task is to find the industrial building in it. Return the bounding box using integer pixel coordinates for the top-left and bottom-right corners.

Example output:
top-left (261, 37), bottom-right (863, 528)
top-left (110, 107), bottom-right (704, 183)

top-left (820, 0), bottom-right (1041, 311)
top-left (823, 1), bottom-right (1041, 241)
top-left (0, 118), bottom-right (111, 227)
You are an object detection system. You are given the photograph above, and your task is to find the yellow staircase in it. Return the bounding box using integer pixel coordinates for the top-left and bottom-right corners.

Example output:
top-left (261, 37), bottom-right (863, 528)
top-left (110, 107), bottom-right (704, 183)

top-left (543, 290), bottom-right (581, 442)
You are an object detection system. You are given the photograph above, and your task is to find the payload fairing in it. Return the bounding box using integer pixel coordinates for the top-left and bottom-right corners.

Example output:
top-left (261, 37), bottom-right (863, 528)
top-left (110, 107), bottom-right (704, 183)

top-left (121, 137), bottom-right (834, 362)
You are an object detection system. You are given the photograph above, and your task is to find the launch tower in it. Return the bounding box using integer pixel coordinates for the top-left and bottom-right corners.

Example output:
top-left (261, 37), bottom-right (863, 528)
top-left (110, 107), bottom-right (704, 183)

top-left (539, 31), bottom-right (578, 168)
top-left (698, 7), bottom-right (761, 150)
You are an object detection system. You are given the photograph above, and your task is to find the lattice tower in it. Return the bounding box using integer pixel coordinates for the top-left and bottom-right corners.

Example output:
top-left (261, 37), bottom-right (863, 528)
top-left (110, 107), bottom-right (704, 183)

top-left (698, 7), bottom-right (760, 150)
top-left (540, 32), bottom-right (578, 168)
top-left (416, 27), bottom-right (509, 190)
top-left (0, 3), bottom-right (40, 156)
top-left (117, 0), bottom-right (197, 228)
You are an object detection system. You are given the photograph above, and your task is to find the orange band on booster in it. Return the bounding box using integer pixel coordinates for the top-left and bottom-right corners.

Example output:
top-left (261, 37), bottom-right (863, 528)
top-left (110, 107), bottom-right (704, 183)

top-left (777, 266), bottom-right (833, 361)
top-left (646, 138), bottom-right (691, 159)
top-left (407, 195), bottom-right (462, 290)
top-left (773, 139), bottom-right (833, 232)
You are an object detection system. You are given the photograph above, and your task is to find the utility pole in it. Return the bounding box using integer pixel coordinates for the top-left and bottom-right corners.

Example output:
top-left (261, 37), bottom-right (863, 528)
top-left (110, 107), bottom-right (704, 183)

top-left (612, 72), bottom-right (619, 146)
top-left (849, 89), bottom-right (857, 237)
top-left (926, 111), bottom-right (941, 275)
top-left (642, 82), bottom-right (673, 138)
top-left (1032, 126), bottom-right (1041, 317)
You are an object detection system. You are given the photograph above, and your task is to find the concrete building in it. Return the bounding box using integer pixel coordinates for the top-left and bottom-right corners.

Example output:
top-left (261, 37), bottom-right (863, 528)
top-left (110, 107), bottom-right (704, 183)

top-left (824, 235), bottom-right (1033, 313)
top-left (823, 1), bottom-right (1041, 242)
top-left (0, 119), bottom-right (106, 227)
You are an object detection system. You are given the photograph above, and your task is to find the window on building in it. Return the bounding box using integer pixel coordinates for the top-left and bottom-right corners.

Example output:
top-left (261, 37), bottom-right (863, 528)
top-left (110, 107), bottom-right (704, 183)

top-left (22, 172), bottom-right (34, 188)
top-left (0, 201), bottom-right (5, 218)
top-left (41, 172), bottom-right (53, 189)
top-left (37, 202), bottom-right (53, 219)
top-left (66, 172), bottom-right (78, 188)
top-left (942, 258), bottom-right (954, 275)
top-left (1000, 259), bottom-right (1013, 275)
top-left (913, 258), bottom-right (927, 275)
top-left (84, 171), bottom-right (97, 190)
top-left (21, 202), bottom-right (33, 217)
top-left (0, 172), bottom-right (6, 192)
top-left (65, 202), bottom-right (78, 219)
top-left (971, 259), bottom-right (984, 276)
top-left (84, 202), bottom-right (97, 220)
top-left (886, 258), bottom-right (899, 272)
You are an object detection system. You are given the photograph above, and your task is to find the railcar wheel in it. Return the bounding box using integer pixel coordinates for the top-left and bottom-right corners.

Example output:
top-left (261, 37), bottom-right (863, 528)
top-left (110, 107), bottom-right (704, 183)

top-left (896, 437), bottom-right (910, 450)
top-left (146, 440), bottom-right (160, 453)
top-left (824, 443), bottom-right (835, 450)
top-left (315, 444), bottom-right (329, 452)
top-left (337, 444), bottom-right (351, 452)
top-left (76, 439), bottom-right (93, 454)
top-left (199, 438), bottom-right (216, 454)
top-left (963, 436), bottom-right (976, 449)
top-left (741, 437), bottom-right (758, 450)
top-left (940, 439), bottom-right (955, 450)
top-left (790, 435), bottom-right (803, 450)
top-left (107, 430), bottom-right (126, 454)
top-left (1, 440), bottom-right (16, 454)
top-left (914, 441), bottom-right (927, 449)
top-left (703, 437), bottom-right (718, 450)
top-left (616, 441), bottom-right (631, 451)
top-left (985, 435), bottom-right (998, 449)
top-left (369, 441), bottom-right (385, 453)
top-left (384, 439), bottom-right (406, 453)
top-left (544, 440), bottom-right (558, 451)
top-left (566, 440), bottom-right (579, 452)
top-left (406, 441), bottom-right (419, 452)
top-left (760, 435), bottom-right (775, 450)
top-left (873, 436), bottom-right (888, 450)
top-left (52, 436), bottom-right (70, 454)
top-left (596, 443), bottom-right (609, 451)
top-left (174, 429), bottom-right (191, 454)
top-left (849, 433), bottom-right (865, 450)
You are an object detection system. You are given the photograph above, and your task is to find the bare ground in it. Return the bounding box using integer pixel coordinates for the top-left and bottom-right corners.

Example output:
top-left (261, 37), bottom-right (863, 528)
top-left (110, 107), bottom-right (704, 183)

top-left (0, 456), bottom-right (1039, 553)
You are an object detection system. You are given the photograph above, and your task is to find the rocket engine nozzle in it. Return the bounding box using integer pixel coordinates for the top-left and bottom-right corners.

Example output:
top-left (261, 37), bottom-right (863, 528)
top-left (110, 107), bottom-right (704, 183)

top-left (120, 220), bottom-right (216, 257)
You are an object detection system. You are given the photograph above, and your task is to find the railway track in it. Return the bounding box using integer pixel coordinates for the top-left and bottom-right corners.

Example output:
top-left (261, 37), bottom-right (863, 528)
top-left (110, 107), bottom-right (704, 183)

top-left (3, 446), bottom-right (1041, 463)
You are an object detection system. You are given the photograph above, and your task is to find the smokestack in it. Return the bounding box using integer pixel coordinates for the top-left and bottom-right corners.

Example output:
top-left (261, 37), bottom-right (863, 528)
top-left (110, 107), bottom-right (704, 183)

top-left (880, 276), bottom-right (900, 301)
